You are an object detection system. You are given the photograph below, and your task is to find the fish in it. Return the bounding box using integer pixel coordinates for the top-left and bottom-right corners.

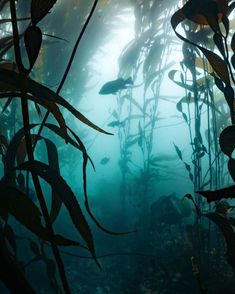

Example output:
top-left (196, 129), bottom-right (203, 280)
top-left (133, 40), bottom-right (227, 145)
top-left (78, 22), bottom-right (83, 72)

top-left (99, 77), bottom-right (133, 95)
top-left (107, 120), bottom-right (125, 128)
top-left (100, 157), bottom-right (110, 165)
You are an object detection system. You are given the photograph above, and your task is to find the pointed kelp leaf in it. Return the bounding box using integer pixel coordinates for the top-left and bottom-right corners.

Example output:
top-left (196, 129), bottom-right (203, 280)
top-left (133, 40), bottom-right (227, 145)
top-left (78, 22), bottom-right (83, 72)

top-left (181, 0), bottom-right (228, 27)
top-left (16, 160), bottom-right (98, 265)
top-left (228, 158), bottom-right (235, 181)
top-left (223, 85), bottom-right (234, 109)
top-left (43, 136), bottom-right (62, 224)
top-left (0, 92), bottom-right (68, 140)
top-left (24, 26), bottom-right (42, 70)
top-left (0, 68), bottom-right (112, 135)
top-left (4, 123), bottom-right (87, 189)
top-left (213, 75), bottom-right (225, 92)
top-left (213, 33), bottom-right (226, 58)
top-left (171, 6), bottom-right (231, 85)
top-left (0, 185), bottom-right (84, 247)
top-left (222, 14), bottom-right (229, 37)
top-left (47, 125), bottom-right (129, 236)
top-left (219, 125), bottom-right (235, 157)
top-left (231, 32), bottom-right (235, 52)
top-left (31, 0), bottom-right (57, 25)
top-left (4, 124), bottom-right (85, 224)
top-left (196, 185), bottom-right (235, 202)
top-left (173, 143), bottom-right (183, 161)
top-left (201, 48), bottom-right (230, 85)
top-left (231, 54), bottom-right (235, 70)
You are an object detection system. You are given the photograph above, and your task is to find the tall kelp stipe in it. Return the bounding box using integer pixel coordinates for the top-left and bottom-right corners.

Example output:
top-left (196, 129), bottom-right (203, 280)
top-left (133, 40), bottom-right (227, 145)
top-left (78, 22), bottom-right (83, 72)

top-left (109, 0), bottom-right (179, 225)
top-left (0, 0), bottom-right (122, 293)
top-left (171, 0), bottom-right (235, 290)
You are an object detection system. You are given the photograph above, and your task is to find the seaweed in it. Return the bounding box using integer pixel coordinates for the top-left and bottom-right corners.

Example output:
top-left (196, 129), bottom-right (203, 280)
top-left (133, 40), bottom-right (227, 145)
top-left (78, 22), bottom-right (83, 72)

top-left (171, 0), bottom-right (235, 280)
top-left (0, 0), bottom-right (119, 293)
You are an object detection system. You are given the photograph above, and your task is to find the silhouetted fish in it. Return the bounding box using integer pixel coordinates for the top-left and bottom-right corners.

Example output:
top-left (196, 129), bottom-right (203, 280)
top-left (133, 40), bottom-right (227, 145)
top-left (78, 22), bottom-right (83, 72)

top-left (99, 77), bottom-right (133, 95)
top-left (108, 120), bottom-right (125, 128)
top-left (100, 157), bottom-right (110, 165)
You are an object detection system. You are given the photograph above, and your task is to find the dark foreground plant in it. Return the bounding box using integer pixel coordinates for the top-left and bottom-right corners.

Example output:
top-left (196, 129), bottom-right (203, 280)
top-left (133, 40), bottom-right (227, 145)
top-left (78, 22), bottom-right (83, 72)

top-left (0, 0), bottom-right (121, 293)
top-left (171, 0), bottom-right (235, 287)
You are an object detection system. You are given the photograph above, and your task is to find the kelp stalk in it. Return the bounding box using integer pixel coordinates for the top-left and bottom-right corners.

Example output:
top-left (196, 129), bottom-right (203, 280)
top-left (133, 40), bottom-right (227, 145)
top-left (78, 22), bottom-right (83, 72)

top-left (33, 0), bottom-right (99, 150)
top-left (9, 1), bottom-right (71, 293)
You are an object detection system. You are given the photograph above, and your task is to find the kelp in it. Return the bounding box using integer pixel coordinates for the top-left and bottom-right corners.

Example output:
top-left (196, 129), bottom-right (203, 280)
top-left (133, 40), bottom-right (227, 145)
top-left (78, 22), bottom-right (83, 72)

top-left (174, 143), bottom-right (194, 183)
top-left (186, 194), bottom-right (235, 269)
top-left (172, 0), bottom-right (235, 185)
top-left (0, 185), bottom-right (85, 248)
top-left (171, 0), bottom-right (235, 121)
top-left (0, 70), bottom-right (112, 135)
top-left (171, 0), bottom-right (235, 191)
top-left (114, 0), bottom-right (179, 224)
top-left (172, 0), bottom-right (235, 276)
top-left (0, 0), bottom-right (117, 293)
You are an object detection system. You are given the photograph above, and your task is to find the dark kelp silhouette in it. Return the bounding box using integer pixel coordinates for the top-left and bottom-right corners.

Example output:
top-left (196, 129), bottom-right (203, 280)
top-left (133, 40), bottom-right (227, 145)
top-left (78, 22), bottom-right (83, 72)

top-left (171, 0), bottom-right (235, 291)
top-left (0, 0), bottom-right (124, 293)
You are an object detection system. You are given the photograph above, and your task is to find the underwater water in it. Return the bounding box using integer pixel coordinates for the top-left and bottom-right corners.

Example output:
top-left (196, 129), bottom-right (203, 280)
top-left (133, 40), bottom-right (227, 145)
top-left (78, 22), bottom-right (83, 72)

top-left (2, 0), bottom-right (235, 293)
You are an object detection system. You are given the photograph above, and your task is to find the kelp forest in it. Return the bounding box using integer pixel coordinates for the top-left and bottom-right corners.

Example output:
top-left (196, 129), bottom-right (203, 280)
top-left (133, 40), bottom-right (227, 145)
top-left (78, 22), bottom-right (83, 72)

top-left (2, 0), bottom-right (235, 293)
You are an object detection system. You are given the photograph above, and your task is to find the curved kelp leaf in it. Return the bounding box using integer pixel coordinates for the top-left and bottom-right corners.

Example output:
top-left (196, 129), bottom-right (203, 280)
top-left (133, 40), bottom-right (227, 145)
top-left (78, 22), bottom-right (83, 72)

top-left (68, 127), bottom-right (132, 235)
top-left (24, 25), bottom-right (42, 70)
top-left (0, 186), bottom-right (85, 248)
top-left (181, 0), bottom-right (228, 28)
top-left (219, 125), bottom-right (235, 180)
top-left (231, 32), bottom-right (235, 52)
top-left (228, 158), bottom-right (235, 181)
top-left (4, 123), bottom-right (87, 186)
top-left (169, 69), bottom-right (214, 93)
top-left (168, 70), bottom-right (194, 91)
top-left (4, 124), bottom-right (91, 223)
top-left (174, 143), bottom-right (194, 183)
top-left (177, 92), bottom-right (223, 115)
top-left (219, 125), bottom-right (235, 157)
top-left (31, 0), bottom-right (57, 25)
top-left (0, 92), bottom-right (68, 140)
top-left (196, 185), bottom-right (235, 202)
top-left (171, 9), bottom-right (230, 85)
top-left (16, 160), bottom-right (99, 266)
top-left (43, 137), bottom-right (62, 224)
top-left (0, 69), bottom-right (112, 135)
top-left (15, 134), bottom-right (63, 224)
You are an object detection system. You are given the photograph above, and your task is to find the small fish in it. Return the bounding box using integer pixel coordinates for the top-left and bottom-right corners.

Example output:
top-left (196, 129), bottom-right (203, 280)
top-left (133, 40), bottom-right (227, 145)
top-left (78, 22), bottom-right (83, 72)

top-left (99, 77), bottom-right (133, 95)
top-left (100, 157), bottom-right (110, 165)
top-left (107, 120), bottom-right (125, 128)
